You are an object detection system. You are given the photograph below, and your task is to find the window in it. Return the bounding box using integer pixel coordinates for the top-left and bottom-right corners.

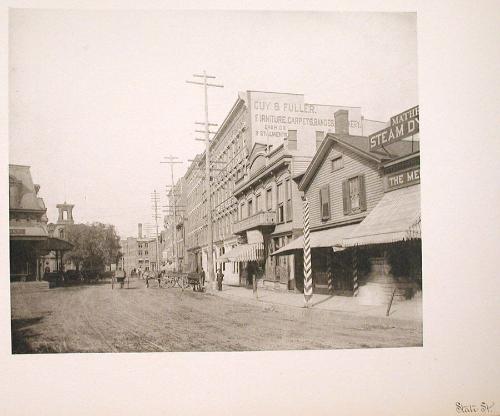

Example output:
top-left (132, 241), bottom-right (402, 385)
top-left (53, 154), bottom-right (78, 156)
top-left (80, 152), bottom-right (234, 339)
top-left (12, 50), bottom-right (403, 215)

top-left (256, 193), bottom-right (262, 213)
top-left (319, 185), bottom-right (330, 220)
top-left (145, 243), bottom-right (148, 248)
top-left (342, 175), bottom-right (367, 215)
top-left (287, 130), bottom-right (297, 150)
top-left (59, 229), bottom-right (64, 239)
top-left (139, 251), bottom-right (142, 256)
top-left (286, 179), bottom-right (292, 222)
top-left (316, 131), bottom-right (324, 150)
top-left (240, 202), bottom-right (245, 220)
top-left (247, 199), bottom-right (253, 217)
top-left (332, 155), bottom-right (344, 171)
top-left (266, 188), bottom-right (273, 211)
top-left (277, 183), bottom-right (285, 223)
top-left (145, 251), bottom-right (148, 255)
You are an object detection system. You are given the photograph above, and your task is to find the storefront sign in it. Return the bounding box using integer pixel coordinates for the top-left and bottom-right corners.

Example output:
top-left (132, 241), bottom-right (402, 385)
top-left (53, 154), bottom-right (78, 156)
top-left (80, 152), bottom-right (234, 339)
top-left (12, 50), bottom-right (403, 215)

top-left (369, 105), bottom-right (419, 151)
top-left (10, 228), bottom-right (26, 235)
top-left (248, 91), bottom-right (362, 145)
top-left (386, 167), bottom-right (420, 190)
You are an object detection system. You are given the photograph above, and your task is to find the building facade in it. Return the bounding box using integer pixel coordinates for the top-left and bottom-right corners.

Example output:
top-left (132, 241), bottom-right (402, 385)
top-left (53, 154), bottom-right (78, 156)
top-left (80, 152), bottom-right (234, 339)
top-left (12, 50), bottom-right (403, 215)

top-left (273, 106), bottom-right (420, 300)
top-left (121, 223), bottom-right (160, 275)
top-left (9, 165), bottom-right (72, 281)
top-left (184, 90), bottom-right (375, 286)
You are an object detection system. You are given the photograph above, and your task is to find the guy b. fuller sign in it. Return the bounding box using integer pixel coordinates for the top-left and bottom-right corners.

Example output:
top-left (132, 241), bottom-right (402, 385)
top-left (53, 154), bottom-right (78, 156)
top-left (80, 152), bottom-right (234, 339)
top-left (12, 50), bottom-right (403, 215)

top-left (369, 105), bottom-right (419, 151)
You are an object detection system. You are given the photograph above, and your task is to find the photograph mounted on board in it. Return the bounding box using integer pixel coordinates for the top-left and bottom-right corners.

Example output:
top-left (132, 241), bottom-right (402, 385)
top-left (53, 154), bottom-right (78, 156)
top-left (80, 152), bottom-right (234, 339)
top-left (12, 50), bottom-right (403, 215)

top-left (8, 9), bottom-right (421, 353)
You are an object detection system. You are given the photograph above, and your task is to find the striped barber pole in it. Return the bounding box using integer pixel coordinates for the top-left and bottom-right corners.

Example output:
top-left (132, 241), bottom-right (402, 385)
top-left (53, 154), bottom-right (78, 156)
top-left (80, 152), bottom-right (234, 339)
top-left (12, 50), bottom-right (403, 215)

top-left (352, 248), bottom-right (359, 297)
top-left (303, 197), bottom-right (313, 305)
top-left (327, 255), bottom-right (333, 294)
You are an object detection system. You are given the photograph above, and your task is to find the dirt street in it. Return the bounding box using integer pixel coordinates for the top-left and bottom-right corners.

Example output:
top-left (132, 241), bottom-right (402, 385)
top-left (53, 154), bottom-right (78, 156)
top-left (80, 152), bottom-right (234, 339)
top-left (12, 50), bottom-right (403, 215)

top-left (11, 278), bottom-right (422, 353)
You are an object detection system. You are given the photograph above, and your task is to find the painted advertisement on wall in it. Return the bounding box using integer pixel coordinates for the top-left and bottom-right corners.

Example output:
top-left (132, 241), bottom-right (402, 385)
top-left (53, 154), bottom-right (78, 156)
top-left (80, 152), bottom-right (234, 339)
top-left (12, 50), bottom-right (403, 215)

top-left (247, 91), bottom-right (363, 147)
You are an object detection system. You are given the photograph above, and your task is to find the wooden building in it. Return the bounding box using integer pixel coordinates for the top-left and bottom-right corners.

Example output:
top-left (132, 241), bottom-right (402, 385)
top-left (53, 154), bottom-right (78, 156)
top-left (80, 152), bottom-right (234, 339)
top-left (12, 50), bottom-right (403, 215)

top-left (273, 109), bottom-right (417, 295)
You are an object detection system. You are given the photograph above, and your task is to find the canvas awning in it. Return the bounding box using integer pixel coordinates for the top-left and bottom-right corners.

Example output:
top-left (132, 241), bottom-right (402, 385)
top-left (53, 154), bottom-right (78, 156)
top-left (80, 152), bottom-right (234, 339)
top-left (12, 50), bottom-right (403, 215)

top-left (343, 184), bottom-right (421, 247)
top-left (271, 224), bottom-right (359, 256)
top-left (217, 243), bottom-right (264, 263)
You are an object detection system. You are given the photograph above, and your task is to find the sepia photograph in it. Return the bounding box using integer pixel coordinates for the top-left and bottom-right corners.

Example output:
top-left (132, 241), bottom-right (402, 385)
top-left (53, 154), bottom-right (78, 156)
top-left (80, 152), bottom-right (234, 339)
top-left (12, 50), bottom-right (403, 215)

top-left (8, 9), bottom-right (421, 353)
top-left (2, 1), bottom-right (499, 415)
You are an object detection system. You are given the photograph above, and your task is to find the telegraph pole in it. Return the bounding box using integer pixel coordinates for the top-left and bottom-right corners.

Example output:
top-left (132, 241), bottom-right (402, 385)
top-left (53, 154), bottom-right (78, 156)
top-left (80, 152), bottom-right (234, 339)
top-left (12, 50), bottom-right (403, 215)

top-left (161, 156), bottom-right (182, 272)
top-left (151, 190), bottom-right (161, 273)
top-left (186, 71), bottom-right (223, 293)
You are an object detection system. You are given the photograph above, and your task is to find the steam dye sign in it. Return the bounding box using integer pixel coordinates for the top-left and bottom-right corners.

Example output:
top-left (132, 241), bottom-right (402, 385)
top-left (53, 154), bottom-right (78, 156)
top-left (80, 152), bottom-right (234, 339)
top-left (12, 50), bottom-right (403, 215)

top-left (247, 91), bottom-right (362, 144)
top-left (369, 105), bottom-right (419, 151)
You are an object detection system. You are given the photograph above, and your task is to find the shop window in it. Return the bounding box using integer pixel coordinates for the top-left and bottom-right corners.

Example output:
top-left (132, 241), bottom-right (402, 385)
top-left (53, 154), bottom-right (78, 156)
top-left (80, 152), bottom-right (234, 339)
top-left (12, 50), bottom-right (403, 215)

top-left (319, 185), bottom-right (331, 221)
top-left (286, 179), bottom-right (292, 222)
top-left (331, 155), bottom-right (344, 171)
top-left (342, 175), bottom-right (367, 215)
top-left (277, 182), bottom-right (284, 223)
top-left (287, 130), bottom-right (297, 150)
top-left (316, 131), bottom-right (324, 150)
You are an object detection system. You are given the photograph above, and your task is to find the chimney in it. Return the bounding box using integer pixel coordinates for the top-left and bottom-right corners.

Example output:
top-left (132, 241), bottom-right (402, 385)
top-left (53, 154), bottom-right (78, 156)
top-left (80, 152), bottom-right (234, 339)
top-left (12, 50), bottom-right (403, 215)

top-left (138, 223), bottom-right (143, 239)
top-left (334, 110), bottom-right (349, 135)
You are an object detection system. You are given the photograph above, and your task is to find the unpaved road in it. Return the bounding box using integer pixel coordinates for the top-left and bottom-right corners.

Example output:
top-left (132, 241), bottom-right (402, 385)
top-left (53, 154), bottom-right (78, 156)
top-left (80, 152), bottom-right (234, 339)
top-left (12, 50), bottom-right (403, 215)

top-left (11, 278), bottom-right (422, 353)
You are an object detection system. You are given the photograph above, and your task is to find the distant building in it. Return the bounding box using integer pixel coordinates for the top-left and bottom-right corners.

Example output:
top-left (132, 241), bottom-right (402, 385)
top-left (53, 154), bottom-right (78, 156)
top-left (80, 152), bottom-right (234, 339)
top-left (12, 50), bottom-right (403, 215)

top-left (120, 223), bottom-right (160, 274)
top-left (45, 202), bottom-right (75, 271)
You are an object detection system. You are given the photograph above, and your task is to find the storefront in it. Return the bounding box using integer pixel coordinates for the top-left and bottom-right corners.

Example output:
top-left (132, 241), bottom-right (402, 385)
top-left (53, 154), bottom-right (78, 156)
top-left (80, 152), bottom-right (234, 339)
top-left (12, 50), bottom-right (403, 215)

top-left (343, 156), bottom-right (421, 305)
top-left (271, 223), bottom-right (359, 294)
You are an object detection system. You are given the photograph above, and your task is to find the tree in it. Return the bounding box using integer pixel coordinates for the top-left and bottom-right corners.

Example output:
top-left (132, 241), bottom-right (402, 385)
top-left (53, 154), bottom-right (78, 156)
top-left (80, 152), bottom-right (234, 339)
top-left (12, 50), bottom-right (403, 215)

top-left (64, 222), bottom-right (122, 271)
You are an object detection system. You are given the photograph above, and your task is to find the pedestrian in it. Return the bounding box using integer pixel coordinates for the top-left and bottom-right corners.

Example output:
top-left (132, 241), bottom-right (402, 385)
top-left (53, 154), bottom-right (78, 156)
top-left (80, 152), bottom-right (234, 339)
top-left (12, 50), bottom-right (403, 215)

top-left (216, 267), bottom-right (224, 291)
top-left (200, 269), bottom-right (205, 288)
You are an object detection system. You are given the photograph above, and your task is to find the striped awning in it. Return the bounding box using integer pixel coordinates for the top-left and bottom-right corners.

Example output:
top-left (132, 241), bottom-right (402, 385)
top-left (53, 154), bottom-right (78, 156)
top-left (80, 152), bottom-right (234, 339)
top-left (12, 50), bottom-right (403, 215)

top-left (343, 184), bottom-right (421, 247)
top-left (217, 243), bottom-right (264, 263)
top-left (270, 224), bottom-right (358, 256)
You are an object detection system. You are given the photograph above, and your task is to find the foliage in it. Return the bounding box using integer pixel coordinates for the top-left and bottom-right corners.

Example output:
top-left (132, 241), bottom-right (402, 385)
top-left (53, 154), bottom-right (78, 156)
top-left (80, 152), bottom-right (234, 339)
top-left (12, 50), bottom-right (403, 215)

top-left (63, 222), bottom-right (122, 271)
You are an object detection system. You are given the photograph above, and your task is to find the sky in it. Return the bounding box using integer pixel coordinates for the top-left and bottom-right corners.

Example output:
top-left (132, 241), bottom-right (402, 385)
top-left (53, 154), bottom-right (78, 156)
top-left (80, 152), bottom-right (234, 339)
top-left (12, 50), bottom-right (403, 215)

top-left (9, 10), bottom-right (418, 239)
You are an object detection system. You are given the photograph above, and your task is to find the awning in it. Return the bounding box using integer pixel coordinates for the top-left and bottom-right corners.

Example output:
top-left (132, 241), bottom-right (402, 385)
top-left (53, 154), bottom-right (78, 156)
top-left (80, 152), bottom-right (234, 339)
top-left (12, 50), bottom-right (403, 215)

top-left (217, 243), bottom-right (264, 263)
top-left (271, 224), bottom-right (359, 256)
top-left (343, 184), bottom-right (421, 247)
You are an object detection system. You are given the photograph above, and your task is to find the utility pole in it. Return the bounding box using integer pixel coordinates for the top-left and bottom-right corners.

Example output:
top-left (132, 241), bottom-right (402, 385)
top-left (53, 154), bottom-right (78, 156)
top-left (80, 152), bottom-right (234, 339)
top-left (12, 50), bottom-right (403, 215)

top-left (151, 190), bottom-right (161, 273)
top-left (161, 156), bottom-right (182, 272)
top-left (186, 70), bottom-right (223, 293)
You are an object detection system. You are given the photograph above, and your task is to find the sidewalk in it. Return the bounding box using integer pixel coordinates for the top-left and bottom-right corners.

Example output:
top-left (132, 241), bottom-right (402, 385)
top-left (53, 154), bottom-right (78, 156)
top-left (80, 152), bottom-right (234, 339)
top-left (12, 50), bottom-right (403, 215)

top-left (214, 284), bottom-right (422, 322)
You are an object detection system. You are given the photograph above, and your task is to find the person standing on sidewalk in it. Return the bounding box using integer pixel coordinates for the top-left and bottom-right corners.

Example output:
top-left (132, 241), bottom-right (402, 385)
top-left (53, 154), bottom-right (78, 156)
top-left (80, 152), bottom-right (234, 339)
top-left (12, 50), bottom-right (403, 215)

top-left (216, 268), bottom-right (224, 291)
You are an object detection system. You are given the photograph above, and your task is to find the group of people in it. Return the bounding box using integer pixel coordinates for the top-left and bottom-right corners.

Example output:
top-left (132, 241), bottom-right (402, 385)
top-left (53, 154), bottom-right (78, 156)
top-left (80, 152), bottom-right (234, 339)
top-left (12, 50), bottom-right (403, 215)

top-left (114, 264), bottom-right (225, 291)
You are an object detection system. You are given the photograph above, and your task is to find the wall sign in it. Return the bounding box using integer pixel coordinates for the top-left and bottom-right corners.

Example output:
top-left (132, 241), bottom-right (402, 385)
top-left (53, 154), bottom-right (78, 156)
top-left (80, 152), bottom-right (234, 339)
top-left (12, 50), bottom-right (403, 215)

top-left (386, 167), bottom-right (420, 190)
top-left (247, 91), bottom-right (362, 147)
top-left (369, 105), bottom-right (419, 151)
top-left (10, 228), bottom-right (26, 235)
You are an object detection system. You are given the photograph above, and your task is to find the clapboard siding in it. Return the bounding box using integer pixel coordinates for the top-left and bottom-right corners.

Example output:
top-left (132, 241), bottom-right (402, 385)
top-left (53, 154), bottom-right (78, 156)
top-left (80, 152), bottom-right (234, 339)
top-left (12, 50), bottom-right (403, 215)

top-left (306, 142), bottom-right (384, 229)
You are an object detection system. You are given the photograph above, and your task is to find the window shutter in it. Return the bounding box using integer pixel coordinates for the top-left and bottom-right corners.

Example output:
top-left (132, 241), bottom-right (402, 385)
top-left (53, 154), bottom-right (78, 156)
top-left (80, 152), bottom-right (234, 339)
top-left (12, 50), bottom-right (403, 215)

top-left (326, 184), bottom-right (331, 220)
top-left (359, 175), bottom-right (367, 211)
top-left (319, 187), bottom-right (324, 218)
top-left (342, 180), bottom-right (350, 215)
